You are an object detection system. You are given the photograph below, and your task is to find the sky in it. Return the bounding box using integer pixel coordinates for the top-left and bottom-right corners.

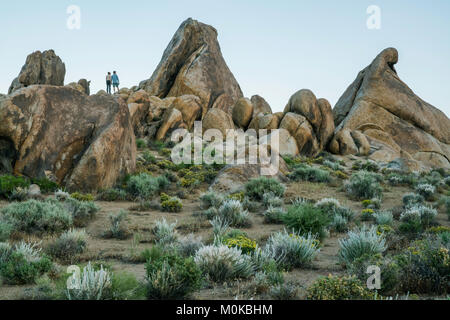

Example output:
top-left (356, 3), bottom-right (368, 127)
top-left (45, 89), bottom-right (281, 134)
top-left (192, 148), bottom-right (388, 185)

top-left (1, 0), bottom-right (449, 117)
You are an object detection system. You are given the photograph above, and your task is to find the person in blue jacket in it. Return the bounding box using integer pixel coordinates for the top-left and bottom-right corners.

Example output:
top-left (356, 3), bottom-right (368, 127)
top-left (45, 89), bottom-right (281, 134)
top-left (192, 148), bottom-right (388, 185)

top-left (112, 71), bottom-right (120, 93)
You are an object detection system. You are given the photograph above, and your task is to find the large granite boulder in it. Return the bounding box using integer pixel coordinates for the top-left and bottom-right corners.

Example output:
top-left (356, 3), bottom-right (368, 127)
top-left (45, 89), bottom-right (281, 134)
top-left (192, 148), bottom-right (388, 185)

top-left (280, 89), bottom-right (335, 157)
top-left (139, 18), bottom-right (243, 116)
top-left (9, 50), bottom-right (66, 94)
top-left (0, 86), bottom-right (136, 192)
top-left (331, 48), bottom-right (450, 169)
top-left (202, 108), bottom-right (235, 137)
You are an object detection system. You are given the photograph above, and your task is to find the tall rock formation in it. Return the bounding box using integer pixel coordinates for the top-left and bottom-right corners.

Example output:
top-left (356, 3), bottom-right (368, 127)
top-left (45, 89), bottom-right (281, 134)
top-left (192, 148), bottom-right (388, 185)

top-left (330, 48), bottom-right (450, 169)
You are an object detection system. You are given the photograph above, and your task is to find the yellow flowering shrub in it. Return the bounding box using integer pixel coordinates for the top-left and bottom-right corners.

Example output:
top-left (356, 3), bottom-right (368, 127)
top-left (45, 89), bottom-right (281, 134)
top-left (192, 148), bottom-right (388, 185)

top-left (70, 192), bottom-right (94, 202)
top-left (306, 275), bottom-right (375, 300)
top-left (225, 235), bottom-right (257, 254)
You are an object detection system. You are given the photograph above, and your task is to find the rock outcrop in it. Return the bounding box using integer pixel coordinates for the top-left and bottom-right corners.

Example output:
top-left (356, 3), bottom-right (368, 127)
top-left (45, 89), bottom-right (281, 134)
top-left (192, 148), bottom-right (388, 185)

top-left (139, 18), bottom-right (243, 116)
top-left (330, 48), bottom-right (450, 169)
top-left (8, 50), bottom-right (66, 94)
top-left (0, 86), bottom-right (136, 192)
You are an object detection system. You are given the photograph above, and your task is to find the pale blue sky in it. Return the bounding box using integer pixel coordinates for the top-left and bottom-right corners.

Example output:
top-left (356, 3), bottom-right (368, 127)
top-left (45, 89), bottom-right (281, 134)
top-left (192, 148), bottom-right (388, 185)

top-left (1, 0), bottom-right (449, 116)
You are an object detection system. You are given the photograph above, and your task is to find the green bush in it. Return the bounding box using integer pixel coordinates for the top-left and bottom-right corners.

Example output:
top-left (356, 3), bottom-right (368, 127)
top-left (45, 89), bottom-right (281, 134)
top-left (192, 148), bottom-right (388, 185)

top-left (194, 245), bottom-right (255, 282)
top-left (31, 178), bottom-right (59, 193)
top-left (403, 193), bottom-right (425, 208)
top-left (306, 275), bottom-right (375, 300)
top-left (0, 175), bottom-right (30, 198)
top-left (338, 226), bottom-right (387, 267)
top-left (395, 237), bottom-right (450, 294)
top-left (205, 199), bottom-right (251, 228)
top-left (103, 210), bottom-right (130, 240)
top-left (346, 253), bottom-right (400, 295)
top-left (161, 194), bottom-right (183, 213)
top-left (136, 138), bottom-right (147, 149)
top-left (245, 177), bottom-right (285, 201)
top-left (0, 200), bottom-right (73, 237)
top-left (288, 164), bottom-right (331, 183)
top-left (352, 160), bottom-right (380, 173)
top-left (0, 242), bottom-right (53, 285)
top-left (126, 173), bottom-right (168, 199)
top-left (264, 230), bottom-right (320, 270)
top-left (264, 206), bottom-right (287, 224)
top-left (96, 188), bottom-right (127, 201)
top-left (283, 202), bottom-right (331, 241)
top-left (145, 251), bottom-right (202, 299)
top-left (345, 171), bottom-right (383, 200)
top-left (62, 198), bottom-right (99, 227)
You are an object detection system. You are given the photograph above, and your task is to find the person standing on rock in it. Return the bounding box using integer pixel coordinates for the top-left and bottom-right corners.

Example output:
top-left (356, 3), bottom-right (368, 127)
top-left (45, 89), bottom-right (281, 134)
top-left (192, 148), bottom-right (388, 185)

top-left (106, 72), bottom-right (112, 94)
top-left (112, 71), bottom-right (120, 93)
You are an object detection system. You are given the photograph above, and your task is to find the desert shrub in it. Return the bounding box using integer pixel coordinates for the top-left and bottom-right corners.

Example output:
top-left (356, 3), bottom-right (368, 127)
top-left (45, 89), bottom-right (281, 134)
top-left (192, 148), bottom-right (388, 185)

top-left (264, 206), bottom-right (287, 224)
top-left (444, 176), bottom-right (450, 187)
top-left (153, 218), bottom-right (178, 246)
top-left (194, 245), bottom-right (255, 282)
top-left (176, 234), bottom-right (203, 257)
top-left (136, 138), bottom-right (147, 149)
top-left (352, 160), bottom-right (380, 173)
top-left (439, 196), bottom-right (450, 220)
top-left (96, 188), bottom-right (127, 201)
top-left (200, 192), bottom-right (224, 209)
top-left (161, 194), bottom-right (183, 213)
top-left (288, 164), bottom-right (331, 183)
top-left (47, 229), bottom-right (88, 263)
top-left (323, 159), bottom-right (342, 171)
top-left (0, 242), bottom-right (52, 285)
top-left (361, 198), bottom-right (381, 210)
top-left (361, 209), bottom-right (375, 221)
top-left (245, 177), bottom-right (285, 201)
top-left (394, 237), bottom-right (450, 294)
top-left (249, 269), bottom-right (284, 295)
top-left (126, 173), bottom-right (167, 199)
top-left (9, 187), bottom-right (29, 202)
top-left (269, 282), bottom-right (298, 300)
top-left (345, 171), bottom-right (383, 200)
top-left (103, 210), bottom-right (130, 240)
top-left (0, 223), bottom-right (12, 242)
top-left (0, 175), bottom-right (30, 198)
top-left (62, 198), bottom-right (99, 227)
top-left (207, 199), bottom-right (251, 228)
top-left (283, 202), bottom-right (331, 241)
top-left (262, 192), bottom-right (284, 208)
top-left (346, 253), bottom-right (400, 295)
top-left (330, 214), bottom-right (349, 233)
top-left (264, 230), bottom-right (320, 270)
top-left (66, 262), bottom-right (112, 300)
top-left (374, 211), bottom-right (393, 226)
top-left (31, 177), bottom-right (59, 193)
top-left (70, 192), bottom-right (94, 202)
top-left (338, 226), bottom-right (387, 266)
top-left (306, 275), bottom-right (375, 300)
top-left (415, 183), bottom-right (436, 200)
top-left (141, 150), bottom-right (156, 165)
top-left (403, 193), bottom-right (425, 208)
top-left (55, 189), bottom-right (70, 201)
top-left (209, 217), bottom-right (230, 242)
top-left (145, 250), bottom-right (201, 299)
top-left (0, 200), bottom-right (72, 237)
top-left (399, 205), bottom-right (437, 233)
top-left (224, 235), bottom-right (257, 254)
top-left (314, 198), bottom-right (341, 212)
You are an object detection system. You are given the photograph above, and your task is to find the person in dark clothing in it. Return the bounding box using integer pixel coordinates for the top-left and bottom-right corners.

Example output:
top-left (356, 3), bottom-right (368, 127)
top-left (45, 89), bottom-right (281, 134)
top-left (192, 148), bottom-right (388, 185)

top-left (106, 72), bottom-right (112, 94)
